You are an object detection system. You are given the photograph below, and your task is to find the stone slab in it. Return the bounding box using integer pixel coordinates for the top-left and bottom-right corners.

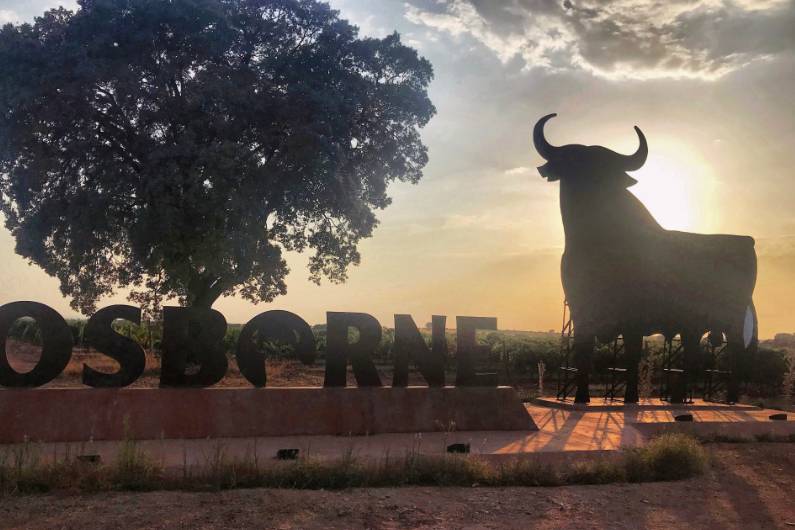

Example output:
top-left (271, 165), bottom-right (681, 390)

top-left (0, 386), bottom-right (537, 443)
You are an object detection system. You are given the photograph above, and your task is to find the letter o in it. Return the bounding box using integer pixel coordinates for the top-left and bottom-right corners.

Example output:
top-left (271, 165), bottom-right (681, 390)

top-left (237, 310), bottom-right (316, 387)
top-left (0, 301), bottom-right (73, 387)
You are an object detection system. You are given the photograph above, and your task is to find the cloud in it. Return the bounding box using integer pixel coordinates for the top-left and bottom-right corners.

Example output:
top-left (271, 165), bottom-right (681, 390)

top-left (504, 166), bottom-right (533, 176)
top-left (0, 10), bottom-right (20, 24)
top-left (403, 0), bottom-right (795, 80)
top-left (0, 1), bottom-right (78, 23)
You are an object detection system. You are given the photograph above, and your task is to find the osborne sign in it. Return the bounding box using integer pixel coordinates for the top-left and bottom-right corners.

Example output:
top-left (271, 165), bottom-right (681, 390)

top-left (0, 301), bottom-right (498, 389)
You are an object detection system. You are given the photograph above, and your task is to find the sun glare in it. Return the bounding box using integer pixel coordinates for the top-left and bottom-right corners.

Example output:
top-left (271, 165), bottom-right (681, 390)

top-left (628, 148), bottom-right (717, 233)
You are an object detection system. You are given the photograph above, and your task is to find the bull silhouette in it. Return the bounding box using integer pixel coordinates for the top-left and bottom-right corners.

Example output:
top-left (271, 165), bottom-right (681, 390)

top-left (533, 114), bottom-right (757, 403)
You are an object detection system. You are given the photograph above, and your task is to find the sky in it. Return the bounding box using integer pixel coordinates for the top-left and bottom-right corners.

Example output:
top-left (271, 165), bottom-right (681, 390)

top-left (1, 0), bottom-right (794, 337)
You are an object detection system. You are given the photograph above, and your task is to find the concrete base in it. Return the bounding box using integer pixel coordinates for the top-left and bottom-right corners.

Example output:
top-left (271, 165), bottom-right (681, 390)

top-left (0, 386), bottom-right (537, 443)
top-left (2, 403), bottom-right (790, 468)
top-left (632, 418), bottom-right (795, 441)
top-left (533, 397), bottom-right (759, 412)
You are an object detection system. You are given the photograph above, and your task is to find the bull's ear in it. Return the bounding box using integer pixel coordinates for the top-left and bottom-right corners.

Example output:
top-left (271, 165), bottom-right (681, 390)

top-left (537, 162), bottom-right (560, 181)
top-left (620, 172), bottom-right (639, 188)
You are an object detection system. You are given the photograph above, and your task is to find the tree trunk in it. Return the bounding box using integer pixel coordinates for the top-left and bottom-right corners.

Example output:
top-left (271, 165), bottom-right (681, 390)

top-left (191, 290), bottom-right (221, 309)
top-left (186, 276), bottom-right (225, 309)
top-left (181, 276), bottom-right (226, 367)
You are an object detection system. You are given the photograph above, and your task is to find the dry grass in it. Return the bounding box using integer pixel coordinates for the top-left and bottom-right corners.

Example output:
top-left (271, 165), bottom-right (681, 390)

top-left (0, 433), bottom-right (712, 495)
top-left (695, 432), bottom-right (795, 444)
top-left (623, 433), bottom-right (709, 482)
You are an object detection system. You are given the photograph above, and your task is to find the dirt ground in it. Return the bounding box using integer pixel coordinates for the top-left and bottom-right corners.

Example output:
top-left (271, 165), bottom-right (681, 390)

top-left (1, 444), bottom-right (793, 530)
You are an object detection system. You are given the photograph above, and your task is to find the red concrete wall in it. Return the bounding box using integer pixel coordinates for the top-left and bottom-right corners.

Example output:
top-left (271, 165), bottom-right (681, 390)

top-left (0, 386), bottom-right (537, 443)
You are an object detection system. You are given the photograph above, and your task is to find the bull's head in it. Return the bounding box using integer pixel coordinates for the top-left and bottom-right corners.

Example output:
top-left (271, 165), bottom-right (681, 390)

top-left (534, 113), bottom-right (647, 188)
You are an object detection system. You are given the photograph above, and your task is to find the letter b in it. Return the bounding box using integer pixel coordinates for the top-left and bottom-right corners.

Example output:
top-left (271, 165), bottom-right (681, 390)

top-left (160, 306), bottom-right (228, 387)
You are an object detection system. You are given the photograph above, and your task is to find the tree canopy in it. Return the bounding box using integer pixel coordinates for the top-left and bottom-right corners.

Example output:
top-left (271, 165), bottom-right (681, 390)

top-left (0, 0), bottom-right (435, 312)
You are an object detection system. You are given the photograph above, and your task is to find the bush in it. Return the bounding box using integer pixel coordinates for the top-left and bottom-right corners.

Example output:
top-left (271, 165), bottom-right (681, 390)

top-left (223, 325), bottom-right (242, 356)
top-left (739, 347), bottom-right (790, 397)
top-left (6, 318), bottom-right (42, 345)
top-left (567, 459), bottom-right (626, 485)
top-left (498, 335), bottom-right (559, 375)
top-left (67, 320), bottom-right (85, 347)
top-left (627, 433), bottom-right (708, 482)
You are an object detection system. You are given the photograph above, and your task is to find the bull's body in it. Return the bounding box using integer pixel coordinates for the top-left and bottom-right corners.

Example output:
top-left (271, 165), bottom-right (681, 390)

top-left (561, 183), bottom-right (757, 340)
top-left (533, 114), bottom-right (758, 403)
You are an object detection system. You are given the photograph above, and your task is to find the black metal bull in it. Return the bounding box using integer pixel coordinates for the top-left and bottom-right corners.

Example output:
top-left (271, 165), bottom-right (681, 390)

top-left (533, 114), bottom-right (758, 403)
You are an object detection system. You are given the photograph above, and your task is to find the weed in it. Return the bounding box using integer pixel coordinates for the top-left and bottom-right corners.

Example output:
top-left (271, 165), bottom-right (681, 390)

top-left (109, 423), bottom-right (161, 491)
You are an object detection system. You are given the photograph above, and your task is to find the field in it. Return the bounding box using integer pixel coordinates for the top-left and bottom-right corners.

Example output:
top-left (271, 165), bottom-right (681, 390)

top-left (5, 319), bottom-right (794, 408)
top-left (0, 443), bottom-right (793, 529)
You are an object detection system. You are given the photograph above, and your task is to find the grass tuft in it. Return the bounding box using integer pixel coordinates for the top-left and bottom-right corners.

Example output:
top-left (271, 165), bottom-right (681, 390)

top-left (566, 459), bottom-right (626, 485)
top-left (110, 437), bottom-right (162, 491)
top-left (695, 432), bottom-right (795, 444)
top-left (497, 459), bottom-right (562, 487)
top-left (625, 433), bottom-right (708, 482)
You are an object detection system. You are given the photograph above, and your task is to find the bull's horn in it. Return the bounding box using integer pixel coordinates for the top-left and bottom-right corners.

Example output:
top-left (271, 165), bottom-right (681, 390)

top-left (533, 113), bottom-right (559, 160)
top-left (621, 126), bottom-right (648, 171)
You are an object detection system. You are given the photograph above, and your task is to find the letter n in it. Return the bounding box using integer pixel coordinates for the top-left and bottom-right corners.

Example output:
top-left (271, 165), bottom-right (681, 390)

top-left (392, 315), bottom-right (446, 387)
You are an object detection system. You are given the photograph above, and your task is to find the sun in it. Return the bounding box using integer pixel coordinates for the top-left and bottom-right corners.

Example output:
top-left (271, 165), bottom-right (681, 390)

top-left (628, 147), bottom-right (717, 233)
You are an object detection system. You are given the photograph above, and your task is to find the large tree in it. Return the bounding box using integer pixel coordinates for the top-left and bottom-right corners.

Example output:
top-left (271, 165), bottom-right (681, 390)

top-left (0, 0), bottom-right (435, 312)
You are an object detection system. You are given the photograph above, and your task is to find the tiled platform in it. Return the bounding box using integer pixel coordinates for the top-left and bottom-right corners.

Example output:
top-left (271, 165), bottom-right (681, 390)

top-left (533, 397), bottom-right (760, 411)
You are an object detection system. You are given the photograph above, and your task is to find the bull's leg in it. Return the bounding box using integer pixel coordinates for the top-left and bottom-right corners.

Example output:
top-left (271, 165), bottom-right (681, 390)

top-left (680, 331), bottom-right (701, 404)
top-left (623, 332), bottom-right (643, 404)
top-left (573, 330), bottom-right (593, 403)
top-left (725, 331), bottom-right (743, 404)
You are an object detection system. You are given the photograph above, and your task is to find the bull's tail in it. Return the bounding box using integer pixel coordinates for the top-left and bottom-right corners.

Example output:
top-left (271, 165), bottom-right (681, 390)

top-left (743, 302), bottom-right (758, 350)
